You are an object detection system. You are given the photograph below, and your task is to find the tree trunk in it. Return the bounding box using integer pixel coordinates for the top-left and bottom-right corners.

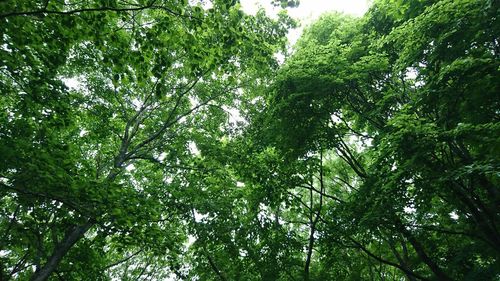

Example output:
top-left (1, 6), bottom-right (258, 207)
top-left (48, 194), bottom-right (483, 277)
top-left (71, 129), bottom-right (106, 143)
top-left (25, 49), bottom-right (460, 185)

top-left (395, 220), bottom-right (452, 281)
top-left (30, 221), bottom-right (93, 281)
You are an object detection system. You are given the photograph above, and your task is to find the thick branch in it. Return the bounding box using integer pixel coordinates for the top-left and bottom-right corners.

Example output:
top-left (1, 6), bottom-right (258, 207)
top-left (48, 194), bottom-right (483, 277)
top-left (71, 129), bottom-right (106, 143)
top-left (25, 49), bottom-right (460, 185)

top-left (349, 238), bottom-right (429, 281)
top-left (30, 221), bottom-right (93, 281)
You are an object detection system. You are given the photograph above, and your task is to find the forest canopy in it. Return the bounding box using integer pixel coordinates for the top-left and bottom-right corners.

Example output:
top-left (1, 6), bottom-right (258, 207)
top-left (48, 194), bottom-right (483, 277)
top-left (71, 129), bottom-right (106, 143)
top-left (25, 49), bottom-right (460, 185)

top-left (0, 0), bottom-right (499, 280)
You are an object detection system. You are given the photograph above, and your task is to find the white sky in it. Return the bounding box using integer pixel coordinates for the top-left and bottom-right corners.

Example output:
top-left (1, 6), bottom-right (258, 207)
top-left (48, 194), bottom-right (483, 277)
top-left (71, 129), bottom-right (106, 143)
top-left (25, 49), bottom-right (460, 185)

top-left (241, 0), bottom-right (371, 45)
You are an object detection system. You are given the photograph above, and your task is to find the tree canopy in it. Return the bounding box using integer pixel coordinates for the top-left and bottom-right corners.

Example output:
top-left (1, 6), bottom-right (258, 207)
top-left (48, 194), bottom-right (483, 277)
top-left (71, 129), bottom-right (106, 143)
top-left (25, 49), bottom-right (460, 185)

top-left (0, 0), bottom-right (499, 280)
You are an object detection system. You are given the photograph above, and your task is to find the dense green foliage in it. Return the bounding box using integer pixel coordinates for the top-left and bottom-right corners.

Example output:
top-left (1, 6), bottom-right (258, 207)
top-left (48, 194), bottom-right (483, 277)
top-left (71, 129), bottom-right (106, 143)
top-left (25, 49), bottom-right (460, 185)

top-left (0, 0), bottom-right (498, 280)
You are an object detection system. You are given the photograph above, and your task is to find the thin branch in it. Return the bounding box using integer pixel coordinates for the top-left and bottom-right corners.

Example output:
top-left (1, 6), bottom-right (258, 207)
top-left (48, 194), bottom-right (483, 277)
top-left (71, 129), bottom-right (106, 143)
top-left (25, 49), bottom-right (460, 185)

top-left (126, 75), bottom-right (204, 156)
top-left (332, 176), bottom-right (358, 192)
top-left (1, 204), bottom-right (21, 243)
top-left (0, 2), bottom-right (195, 20)
top-left (286, 191), bottom-right (313, 213)
top-left (1, 183), bottom-right (94, 219)
top-left (9, 251), bottom-right (30, 277)
top-left (102, 249), bottom-right (143, 270)
top-left (297, 184), bottom-right (345, 203)
top-left (330, 113), bottom-right (372, 139)
top-left (348, 238), bottom-right (429, 281)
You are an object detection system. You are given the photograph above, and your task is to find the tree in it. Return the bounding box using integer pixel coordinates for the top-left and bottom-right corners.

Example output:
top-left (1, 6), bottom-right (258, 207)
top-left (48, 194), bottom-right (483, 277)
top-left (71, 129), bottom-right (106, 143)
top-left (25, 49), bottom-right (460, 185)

top-left (264, 0), bottom-right (499, 279)
top-left (0, 0), bottom-right (292, 280)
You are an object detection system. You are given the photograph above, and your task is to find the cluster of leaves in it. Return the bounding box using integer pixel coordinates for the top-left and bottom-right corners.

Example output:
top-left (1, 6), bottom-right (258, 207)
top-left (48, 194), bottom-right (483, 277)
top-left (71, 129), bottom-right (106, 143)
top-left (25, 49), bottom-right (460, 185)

top-left (256, 0), bottom-right (499, 279)
top-left (0, 0), bottom-right (293, 280)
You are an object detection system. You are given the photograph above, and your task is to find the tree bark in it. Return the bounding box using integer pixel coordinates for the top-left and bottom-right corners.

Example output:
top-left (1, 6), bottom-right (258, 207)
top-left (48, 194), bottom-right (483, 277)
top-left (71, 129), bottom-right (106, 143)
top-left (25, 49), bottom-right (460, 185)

top-left (30, 221), bottom-right (93, 281)
top-left (349, 238), bottom-right (429, 281)
top-left (395, 220), bottom-right (452, 281)
top-left (304, 150), bottom-right (325, 281)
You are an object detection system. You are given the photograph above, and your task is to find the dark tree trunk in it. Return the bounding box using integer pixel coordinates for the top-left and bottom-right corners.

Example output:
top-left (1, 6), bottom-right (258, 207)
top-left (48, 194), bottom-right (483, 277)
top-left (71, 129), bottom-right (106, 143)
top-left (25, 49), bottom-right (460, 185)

top-left (30, 221), bottom-right (93, 281)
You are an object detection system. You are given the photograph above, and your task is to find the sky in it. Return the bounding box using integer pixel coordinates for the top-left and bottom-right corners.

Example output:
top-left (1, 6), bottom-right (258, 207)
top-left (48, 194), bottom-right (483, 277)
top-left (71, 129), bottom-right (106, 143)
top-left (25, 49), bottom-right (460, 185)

top-left (240, 0), bottom-right (371, 45)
